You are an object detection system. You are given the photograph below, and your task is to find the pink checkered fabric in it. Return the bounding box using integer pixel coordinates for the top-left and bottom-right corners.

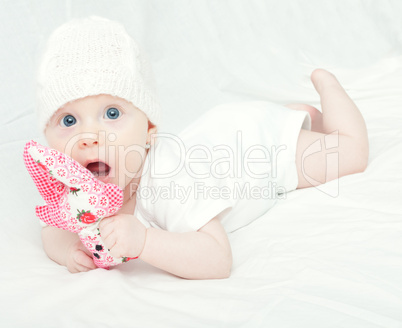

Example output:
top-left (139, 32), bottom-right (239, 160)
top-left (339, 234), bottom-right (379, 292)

top-left (23, 140), bottom-right (136, 269)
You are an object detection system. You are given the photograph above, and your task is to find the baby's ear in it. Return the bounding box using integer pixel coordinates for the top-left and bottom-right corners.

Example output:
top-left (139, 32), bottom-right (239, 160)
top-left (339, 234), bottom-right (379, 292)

top-left (148, 126), bottom-right (157, 135)
top-left (147, 122), bottom-right (158, 146)
top-left (147, 119), bottom-right (156, 131)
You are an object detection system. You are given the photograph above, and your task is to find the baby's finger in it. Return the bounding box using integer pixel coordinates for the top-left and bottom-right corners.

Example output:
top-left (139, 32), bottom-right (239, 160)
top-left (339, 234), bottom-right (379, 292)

top-left (74, 249), bottom-right (97, 270)
top-left (81, 248), bottom-right (99, 270)
top-left (102, 232), bottom-right (117, 252)
top-left (68, 260), bottom-right (92, 273)
top-left (99, 217), bottom-right (114, 232)
top-left (81, 245), bottom-right (94, 258)
top-left (108, 243), bottom-right (123, 259)
top-left (99, 218), bottom-right (115, 240)
top-left (74, 263), bottom-right (93, 273)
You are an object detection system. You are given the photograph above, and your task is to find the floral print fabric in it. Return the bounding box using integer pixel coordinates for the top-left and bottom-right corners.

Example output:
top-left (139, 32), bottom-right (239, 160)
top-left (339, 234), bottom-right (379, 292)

top-left (23, 140), bottom-right (136, 269)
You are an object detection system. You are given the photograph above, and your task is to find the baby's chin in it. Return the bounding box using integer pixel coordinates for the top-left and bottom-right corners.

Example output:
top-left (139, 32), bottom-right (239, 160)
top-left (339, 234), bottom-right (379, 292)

top-left (100, 174), bottom-right (123, 188)
top-left (121, 176), bottom-right (142, 194)
top-left (94, 174), bottom-right (111, 184)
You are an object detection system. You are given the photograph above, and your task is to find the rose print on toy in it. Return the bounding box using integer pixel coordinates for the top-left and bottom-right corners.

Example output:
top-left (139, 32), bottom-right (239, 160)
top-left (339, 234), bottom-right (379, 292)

top-left (36, 160), bottom-right (48, 172)
top-left (70, 187), bottom-right (80, 196)
top-left (77, 209), bottom-right (97, 224)
top-left (23, 140), bottom-right (134, 269)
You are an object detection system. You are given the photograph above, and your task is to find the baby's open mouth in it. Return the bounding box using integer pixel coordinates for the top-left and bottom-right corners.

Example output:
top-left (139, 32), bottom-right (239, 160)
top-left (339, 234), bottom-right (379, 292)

top-left (86, 161), bottom-right (111, 177)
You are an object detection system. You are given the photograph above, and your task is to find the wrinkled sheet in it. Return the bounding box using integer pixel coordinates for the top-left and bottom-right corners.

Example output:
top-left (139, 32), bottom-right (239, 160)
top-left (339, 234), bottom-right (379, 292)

top-left (1, 1), bottom-right (402, 327)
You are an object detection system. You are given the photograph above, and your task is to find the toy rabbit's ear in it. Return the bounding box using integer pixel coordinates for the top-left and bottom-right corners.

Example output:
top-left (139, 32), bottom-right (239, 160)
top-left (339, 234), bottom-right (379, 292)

top-left (23, 140), bottom-right (65, 204)
top-left (25, 140), bottom-right (97, 190)
top-left (36, 204), bottom-right (68, 230)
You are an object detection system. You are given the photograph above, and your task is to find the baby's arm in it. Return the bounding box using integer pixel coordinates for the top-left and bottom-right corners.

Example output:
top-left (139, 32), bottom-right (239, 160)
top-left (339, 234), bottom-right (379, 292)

top-left (99, 215), bottom-right (232, 279)
top-left (42, 226), bottom-right (97, 273)
top-left (141, 217), bottom-right (232, 279)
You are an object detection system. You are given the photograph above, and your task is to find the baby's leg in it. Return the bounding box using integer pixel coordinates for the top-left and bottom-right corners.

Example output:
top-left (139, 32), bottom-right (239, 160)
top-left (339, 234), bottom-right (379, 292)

top-left (295, 69), bottom-right (369, 189)
top-left (285, 103), bottom-right (324, 133)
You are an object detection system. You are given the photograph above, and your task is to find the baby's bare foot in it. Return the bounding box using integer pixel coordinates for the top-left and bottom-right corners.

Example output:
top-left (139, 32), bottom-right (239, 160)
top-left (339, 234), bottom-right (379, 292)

top-left (310, 69), bottom-right (340, 93)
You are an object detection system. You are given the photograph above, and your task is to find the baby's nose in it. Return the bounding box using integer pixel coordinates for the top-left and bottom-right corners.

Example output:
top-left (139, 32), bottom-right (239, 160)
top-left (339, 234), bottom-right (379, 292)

top-left (77, 133), bottom-right (101, 148)
top-left (79, 138), bottom-right (98, 147)
top-left (75, 131), bottom-right (106, 149)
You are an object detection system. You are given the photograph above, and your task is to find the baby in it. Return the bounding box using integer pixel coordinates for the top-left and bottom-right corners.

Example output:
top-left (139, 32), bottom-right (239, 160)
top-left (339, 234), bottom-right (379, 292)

top-left (36, 17), bottom-right (368, 279)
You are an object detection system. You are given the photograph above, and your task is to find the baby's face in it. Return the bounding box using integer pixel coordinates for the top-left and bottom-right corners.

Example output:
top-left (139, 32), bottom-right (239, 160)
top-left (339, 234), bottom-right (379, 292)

top-left (45, 94), bottom-right (154, 190)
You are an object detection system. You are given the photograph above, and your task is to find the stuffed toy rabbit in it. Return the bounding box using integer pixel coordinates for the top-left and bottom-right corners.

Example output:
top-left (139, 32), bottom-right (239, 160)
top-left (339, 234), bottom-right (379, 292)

top-left (23, 140), bottom-right (137, 269)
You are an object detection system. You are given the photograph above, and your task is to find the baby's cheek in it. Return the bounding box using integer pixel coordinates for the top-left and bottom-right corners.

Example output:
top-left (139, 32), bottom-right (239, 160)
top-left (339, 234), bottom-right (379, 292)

top-left (45, 128), bottom-right (59, 148)
top-left (45, 137), bottom-right (66, 154)
top-left (111, 147), bottom-right (145, 187)
top-left (46, 128), bottom-right (77, 156)
top-left (124, 149), bottom-right (146, 175)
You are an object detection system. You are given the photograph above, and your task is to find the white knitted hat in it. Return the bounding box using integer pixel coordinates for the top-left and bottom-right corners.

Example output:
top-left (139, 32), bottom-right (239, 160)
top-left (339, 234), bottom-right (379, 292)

top-left (36, 16), bottom-right (161, 132)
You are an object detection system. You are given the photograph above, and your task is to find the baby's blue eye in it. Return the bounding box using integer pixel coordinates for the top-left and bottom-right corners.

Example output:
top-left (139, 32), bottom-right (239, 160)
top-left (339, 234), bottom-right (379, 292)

top-left (61, 115), bottom-right (77, 127)
top-left (105, 107), bottom-right (120, 120)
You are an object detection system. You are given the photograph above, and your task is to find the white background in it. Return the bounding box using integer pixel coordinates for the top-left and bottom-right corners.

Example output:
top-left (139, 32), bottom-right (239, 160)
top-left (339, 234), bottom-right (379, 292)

top-left (1, 1), bottom-right (402, 327)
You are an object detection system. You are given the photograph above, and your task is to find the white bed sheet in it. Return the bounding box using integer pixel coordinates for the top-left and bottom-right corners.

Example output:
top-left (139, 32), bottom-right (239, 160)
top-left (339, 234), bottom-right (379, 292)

top-left (1, 1), bottom-right (402, 327)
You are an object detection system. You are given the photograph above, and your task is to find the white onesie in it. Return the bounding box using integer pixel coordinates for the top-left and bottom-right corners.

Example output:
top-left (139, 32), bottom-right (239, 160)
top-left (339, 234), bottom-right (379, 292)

top-left (134, 101), bottom-right (311, 233)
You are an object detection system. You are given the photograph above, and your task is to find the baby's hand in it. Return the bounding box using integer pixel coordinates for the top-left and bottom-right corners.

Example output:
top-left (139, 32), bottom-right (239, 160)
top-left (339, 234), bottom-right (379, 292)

top-left (66, 239), bottom-right (97, 273)
top-left (99, 214), bottom-right (147, 259)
